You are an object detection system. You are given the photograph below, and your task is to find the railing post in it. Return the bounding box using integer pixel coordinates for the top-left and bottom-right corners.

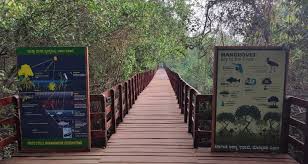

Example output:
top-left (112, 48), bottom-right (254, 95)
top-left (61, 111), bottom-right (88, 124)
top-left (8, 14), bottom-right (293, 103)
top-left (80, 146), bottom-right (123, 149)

top-left (179, 80), bottom-right (183, 112)
top-left (118, 84), bottom-right (123, 122)
top-left (176, 75), bottom-right (180, 103)
top-left (184, 85), bottom-right (189, 122)
top-left (134, 75), bottom-right (138, 100)
top-left (13, 95), bottom-right (21, 150)
top-left (128, 80), bottom-right (132, 109)
top-left (188, 89), bottom-right (194, 133)
top-left (304, 105), bottom-right (308, 164)
top-left (96, 94), bottom-right (108, 148)
top-left (102, 95), bottom-right (108, 147)
top-left (136, 74), bottom-right (139, 95)
top-left (141, 73), bottom-right (144, 91)
top-left (193, 95), bottom-right (200, 148)
top-left (281, 97), bottom-right (291, 153)
top-left (138, 73), bottom-right (141, 94)
top-left (132, 76), bottom-right (135, 104)
top-left (124, 82), bottom-right (129, 115)
top-left (110, 89), bottom-right (116, 134)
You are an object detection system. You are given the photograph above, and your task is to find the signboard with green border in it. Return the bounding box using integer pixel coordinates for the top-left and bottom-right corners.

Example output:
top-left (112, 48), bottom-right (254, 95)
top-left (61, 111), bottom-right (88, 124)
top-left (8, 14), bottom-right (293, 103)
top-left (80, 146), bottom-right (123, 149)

top-left (17, 47), bottom-right (90, 152)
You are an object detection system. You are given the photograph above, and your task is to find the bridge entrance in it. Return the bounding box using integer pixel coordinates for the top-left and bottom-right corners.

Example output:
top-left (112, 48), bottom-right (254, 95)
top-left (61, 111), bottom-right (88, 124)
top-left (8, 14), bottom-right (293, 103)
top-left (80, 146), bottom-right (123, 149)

top-left (2, 69), bottom-right (298, 163)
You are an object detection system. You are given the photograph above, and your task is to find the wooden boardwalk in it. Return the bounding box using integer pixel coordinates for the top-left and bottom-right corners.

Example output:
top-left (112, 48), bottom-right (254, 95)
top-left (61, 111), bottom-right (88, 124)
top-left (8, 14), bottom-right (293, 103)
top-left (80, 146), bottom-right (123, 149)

top-left (3, 69), bottom-right (298, 164)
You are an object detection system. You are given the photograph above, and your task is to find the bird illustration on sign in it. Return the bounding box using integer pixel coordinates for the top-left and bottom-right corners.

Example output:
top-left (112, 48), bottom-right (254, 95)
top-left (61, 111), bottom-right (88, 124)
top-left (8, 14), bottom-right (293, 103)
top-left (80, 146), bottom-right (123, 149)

top-left (266, 58), bottom-right (279, 73)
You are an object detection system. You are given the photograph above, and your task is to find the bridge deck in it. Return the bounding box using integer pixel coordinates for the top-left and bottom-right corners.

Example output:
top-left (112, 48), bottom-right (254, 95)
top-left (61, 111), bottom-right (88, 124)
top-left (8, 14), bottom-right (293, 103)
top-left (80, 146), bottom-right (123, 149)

top-left (3, 69), bottom-right (297, 163)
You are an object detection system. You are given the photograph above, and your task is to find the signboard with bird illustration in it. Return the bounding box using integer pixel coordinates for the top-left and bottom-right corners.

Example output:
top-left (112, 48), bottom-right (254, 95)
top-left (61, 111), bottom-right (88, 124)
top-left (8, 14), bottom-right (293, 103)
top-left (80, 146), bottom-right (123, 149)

top-left (212, 46), bottom-right (288, 153)
top-left (17, 47), bottom-right (90, 152)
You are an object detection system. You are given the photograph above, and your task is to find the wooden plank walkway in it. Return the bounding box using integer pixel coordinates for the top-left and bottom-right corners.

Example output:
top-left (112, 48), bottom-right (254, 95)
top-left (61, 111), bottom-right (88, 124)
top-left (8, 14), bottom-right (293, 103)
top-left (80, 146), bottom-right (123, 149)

top-left (3, 69), bottom-right (298, 164)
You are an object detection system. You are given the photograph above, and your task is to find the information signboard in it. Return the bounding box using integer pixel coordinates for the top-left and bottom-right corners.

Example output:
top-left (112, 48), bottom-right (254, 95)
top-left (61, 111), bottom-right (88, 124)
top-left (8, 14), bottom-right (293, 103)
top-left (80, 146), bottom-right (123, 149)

top-left (212, 46), bottom-right (288, 152)
top-left (17, 47), bottom-right (90, 151)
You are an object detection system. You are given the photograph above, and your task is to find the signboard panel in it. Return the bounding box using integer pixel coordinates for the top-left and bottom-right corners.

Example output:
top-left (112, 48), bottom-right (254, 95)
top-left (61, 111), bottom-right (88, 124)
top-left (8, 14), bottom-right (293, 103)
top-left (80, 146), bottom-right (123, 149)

top-left (17, 47), bottom-right (90, 151)
top-left (212, 46), bottom-right (288, 152)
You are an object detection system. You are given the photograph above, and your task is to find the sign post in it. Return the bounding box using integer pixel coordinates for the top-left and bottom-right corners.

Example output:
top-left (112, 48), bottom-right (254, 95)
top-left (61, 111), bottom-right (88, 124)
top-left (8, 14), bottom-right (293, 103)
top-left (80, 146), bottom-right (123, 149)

top-left (212, 46), bottom-right (288, 152)
top-left (17, 47), bottom-right (90, 152)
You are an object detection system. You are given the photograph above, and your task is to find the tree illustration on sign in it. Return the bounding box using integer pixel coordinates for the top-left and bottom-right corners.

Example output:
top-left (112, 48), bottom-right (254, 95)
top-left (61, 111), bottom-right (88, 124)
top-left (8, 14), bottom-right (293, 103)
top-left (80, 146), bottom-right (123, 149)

top-left (267, 96), bottom-right (279, 108)
top-left (217, 112), bottom-right (235, 135)
top-left (235, 105), bottom-right (261, 134)
top-left (18, 64), bottom-right (34, 78)
top-left (17, 64), bottom-right (35, 90)
top-left (263, 112), bottom-right (281, 143)
top-left (262, 78), bottom-right (272, 90)
top-left (263, 112), bottom-right (281, 132)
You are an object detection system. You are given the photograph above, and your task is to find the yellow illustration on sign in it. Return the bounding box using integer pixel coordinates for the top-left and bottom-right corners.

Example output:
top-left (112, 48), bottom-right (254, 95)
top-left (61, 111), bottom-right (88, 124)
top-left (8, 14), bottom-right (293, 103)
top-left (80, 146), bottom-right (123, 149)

top-left (48, 82), bottom-right (56, 91)
top-left (18, 64), bottom-right (34, 78)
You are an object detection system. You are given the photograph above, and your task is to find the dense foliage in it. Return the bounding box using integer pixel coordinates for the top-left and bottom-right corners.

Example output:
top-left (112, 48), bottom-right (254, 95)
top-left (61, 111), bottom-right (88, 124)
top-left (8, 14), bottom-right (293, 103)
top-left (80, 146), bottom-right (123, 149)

top-left (0, 0), bottom-right (190, 159)
top-left (0, 0), bottom-right (190, 95)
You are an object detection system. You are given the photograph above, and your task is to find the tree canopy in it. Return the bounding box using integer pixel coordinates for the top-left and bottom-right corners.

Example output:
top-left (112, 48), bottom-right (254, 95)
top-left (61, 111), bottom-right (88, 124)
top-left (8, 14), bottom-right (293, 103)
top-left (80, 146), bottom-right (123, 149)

top-left (0, 0), bottom-right (191, 95)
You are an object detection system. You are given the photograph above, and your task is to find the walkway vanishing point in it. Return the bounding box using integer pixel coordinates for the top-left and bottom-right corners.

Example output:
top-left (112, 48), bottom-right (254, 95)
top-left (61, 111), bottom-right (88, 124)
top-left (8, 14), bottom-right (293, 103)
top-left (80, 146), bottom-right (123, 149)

top-left (2, 69), bottom-right (298, 164)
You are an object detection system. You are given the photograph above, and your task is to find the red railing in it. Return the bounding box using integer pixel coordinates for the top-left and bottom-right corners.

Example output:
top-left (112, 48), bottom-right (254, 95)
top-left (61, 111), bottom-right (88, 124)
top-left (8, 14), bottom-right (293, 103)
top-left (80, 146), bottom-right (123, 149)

top-left (90, 70), bottom-right (156, 147)
top-left (0, 69), bottom-right (156, 150)
top-left (0, 96), bottom-right (21, 151)
top-left (166, 66), bottom-right (308, 164)
top-left (281, 96), bottom-right (308, 164)
top-left (166, 67), bottom-right (212, 148)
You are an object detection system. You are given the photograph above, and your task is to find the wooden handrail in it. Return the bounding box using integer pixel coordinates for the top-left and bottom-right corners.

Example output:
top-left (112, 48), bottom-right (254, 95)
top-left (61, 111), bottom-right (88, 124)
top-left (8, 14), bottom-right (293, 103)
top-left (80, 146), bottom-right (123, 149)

top-left (90, 69), bottom-right (157, 148)
top-left (165, 67), bottom-right (212, 148)
top-left (282, 96), bottom-right (308, 164)
top-left (166, 66), bottom-right (308, 164)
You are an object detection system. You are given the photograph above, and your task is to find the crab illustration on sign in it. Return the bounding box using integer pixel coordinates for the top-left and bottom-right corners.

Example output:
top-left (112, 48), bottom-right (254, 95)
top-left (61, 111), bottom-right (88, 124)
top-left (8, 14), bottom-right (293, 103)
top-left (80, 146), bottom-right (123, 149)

top-left (262, 78), bottom-right (272, 90)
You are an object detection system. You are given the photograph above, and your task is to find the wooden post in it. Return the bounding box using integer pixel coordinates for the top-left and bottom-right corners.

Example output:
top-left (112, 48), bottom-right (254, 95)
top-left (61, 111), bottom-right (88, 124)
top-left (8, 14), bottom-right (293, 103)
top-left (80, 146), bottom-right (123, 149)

top-left (132, 77), bottom-right (135, 104)
top-left (13, 95), bottom-right (21, 150)
top-left (110, 89), bottom-right (116, 134)
top-left (136, 74), bottom-right (139, 95)
top-left (184, 85), bottom-right (189, 123)
top-left (188, 89), bottom-right (194, 133)
top-left (176, 75), bottom-right (180, 103)
top-left (124, 82), bottom-right (128, 115)
top-left (118, 84), bottom-right (123, 122)
top-left (304, 106), bottom-right (308, 164)
top-left (193, 95), bottom-right (200, 148)
top-left (180, 80), bottom-right (183, 113)
top-left (134, 76), bottom-right (138, 100)
top-left (281, 96), bottom-right (291, 153)
top-left (128, 80), bottom-right (132, 109)
top-left (101, 94), bottom-right (108, 147)
top-left (138, 73), bottom-right (141, 94)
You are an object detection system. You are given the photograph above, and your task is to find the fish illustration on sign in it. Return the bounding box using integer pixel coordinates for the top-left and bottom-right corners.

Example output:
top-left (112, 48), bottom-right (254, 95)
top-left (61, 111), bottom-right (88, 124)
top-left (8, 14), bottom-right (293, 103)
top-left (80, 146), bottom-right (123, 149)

top-left (226, 77), bottom-right (240, 83)
top-left (58, 121), bottom-right (69, 127)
